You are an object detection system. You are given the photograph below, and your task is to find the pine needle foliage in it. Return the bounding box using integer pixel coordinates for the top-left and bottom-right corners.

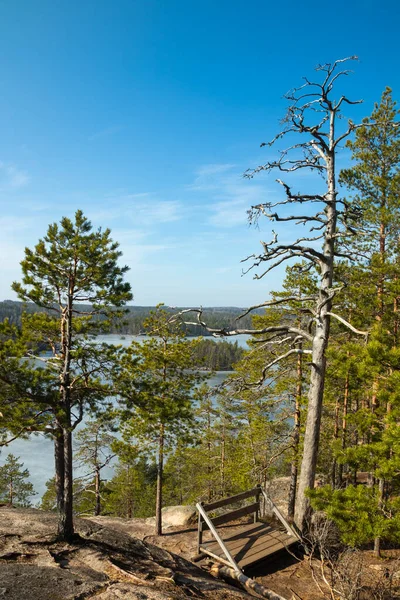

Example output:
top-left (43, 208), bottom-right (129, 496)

top-left (3, 210), bottom-right (132, 540)
top-left (0, 454), bottom-right (36, 507)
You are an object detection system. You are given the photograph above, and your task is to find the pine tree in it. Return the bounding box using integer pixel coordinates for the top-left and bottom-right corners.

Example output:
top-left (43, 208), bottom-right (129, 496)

top-left (191, 384), bottom-right (221, 502)
top-left (75, 419), bottom-right (116, 516)
top-left (340, 87), bottom-right (400, 323)
top-left (310, 89), bottom-right (400, 553)
top-left (162, 384), bottom-right (222, 505)
top-left (40, 478), bottom-right (58, 511)
top-left (39, 475), bottom-right (101, 516)
top-left (104, 454), bottom-right (156, 518)
top-left (225, 264), bottom-right (315, 518)
top-left (6, 210), bottom-right (132, 540)
top-left (116, 304), bottom-right (204, 534)
top-left (341, 89), bottom-right (400, 555)
top-left (212, 387), bottom-right (244, 498)
top-left (0, 454), bottom-right (36, 507)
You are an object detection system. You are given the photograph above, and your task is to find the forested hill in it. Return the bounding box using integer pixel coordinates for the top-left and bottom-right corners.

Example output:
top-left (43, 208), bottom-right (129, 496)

top-left (192, 338), bottom-right (244, 370)
top-left (0, 300), bottom-right (259, 336)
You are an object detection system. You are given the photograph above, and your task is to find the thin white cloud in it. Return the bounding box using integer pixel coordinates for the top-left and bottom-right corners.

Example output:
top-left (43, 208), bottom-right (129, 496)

top-left (110, 228), bottom-right (179, 263)
top-left (188, 163), bottom-right (236, 192)
top-left (121, 242), bottom-right (171, 263)
top-left (134, 199), bottom-right (182, 224)
top-left (88, 125), bottom-right (123, 141)
top-left (0, 162), bottom-right (29, 189)
top-left (196, 164), bottom-right (236, 177)
top-left (209, 198), bottom-right (250, 228)
top-left (90, 195), bottom-right (184, 227)
top-left (0, 215), bottom-right (34, 232)
top-left (188, 163), bottom-right (275, 228)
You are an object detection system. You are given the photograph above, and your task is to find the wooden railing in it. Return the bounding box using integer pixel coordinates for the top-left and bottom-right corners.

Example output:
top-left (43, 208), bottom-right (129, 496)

top-left (196, 484), bottom-right (301, 570)
top-left (196, 486), bottom-right (262, 571)
top-left (258, 487), bottom-right (301, 541)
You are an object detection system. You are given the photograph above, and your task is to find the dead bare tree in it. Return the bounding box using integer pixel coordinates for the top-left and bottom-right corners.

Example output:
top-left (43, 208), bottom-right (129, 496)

top-left (244, 57), bottom-right (370, 531)
top-left (177, 58), bottom-right (371, 533)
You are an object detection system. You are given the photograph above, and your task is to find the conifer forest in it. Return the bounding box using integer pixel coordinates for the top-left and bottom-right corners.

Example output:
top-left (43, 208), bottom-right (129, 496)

top-left (2, 56), bottom-right (400, 598)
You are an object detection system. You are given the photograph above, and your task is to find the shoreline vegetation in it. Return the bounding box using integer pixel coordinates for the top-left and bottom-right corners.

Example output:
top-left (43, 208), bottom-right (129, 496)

top-left (0, 301), bottom-right (247, 371)
top-left (192, 338), bottom-right (244, 370)
top-left (0, 300), bottom-right (259, 336)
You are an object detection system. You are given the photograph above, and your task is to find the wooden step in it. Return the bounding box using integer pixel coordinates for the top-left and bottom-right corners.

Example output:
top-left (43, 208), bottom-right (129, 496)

top-left (200, 522), bottom-right (298, 569)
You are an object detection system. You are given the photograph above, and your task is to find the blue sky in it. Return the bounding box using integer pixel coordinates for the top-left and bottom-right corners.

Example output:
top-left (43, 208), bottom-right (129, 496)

top-left (0, 0), bottom-right (399, 306)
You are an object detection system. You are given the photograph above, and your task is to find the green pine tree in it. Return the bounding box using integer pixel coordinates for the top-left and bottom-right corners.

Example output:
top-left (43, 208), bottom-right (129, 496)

top-left (115, 304), bottom-right (205, 534)
top-left (5, 210), bottom-right (132, 540)
top-left (104, 454), bottom-right (156, 519)
top-left (0, 454), bottom-right (36, 507)
top-left (310, 89), bottom-right (400, 553)
top-left (340, 87), bottom-right (400, 323)
top-left (75, 419), bottom-right (116, 516)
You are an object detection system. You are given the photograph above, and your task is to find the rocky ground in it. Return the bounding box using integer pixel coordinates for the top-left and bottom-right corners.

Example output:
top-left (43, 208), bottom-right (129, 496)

top-left (1, 506), bottom-right (400, 600)
top-left (88, 513), bottom-right (400, 600)
top-left (0, 507), bottom-right (249, 600)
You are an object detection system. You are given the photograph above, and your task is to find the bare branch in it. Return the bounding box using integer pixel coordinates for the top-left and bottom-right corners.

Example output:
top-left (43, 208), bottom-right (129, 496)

top-left (253, 348), bottom-right (312, 387)
top-left (326, 312), bottom-right (369, 338)
top-left (237, 295), bottom-right (317, 320)
top-left (175, 307), bottom-right (313, 342)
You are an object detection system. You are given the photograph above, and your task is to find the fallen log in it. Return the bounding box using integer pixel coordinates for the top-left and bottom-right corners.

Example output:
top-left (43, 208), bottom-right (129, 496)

top-left (190, 552), bottom-right (205, 562)
top-left (210, 564), bottom-right (288, 600)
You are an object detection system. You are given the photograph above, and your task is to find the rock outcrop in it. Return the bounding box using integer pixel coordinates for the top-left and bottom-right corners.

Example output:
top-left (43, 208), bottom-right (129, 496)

top-left (0, 507), bottom-right (248, 600)
top-left (145, 505), bottom-right (197, 529)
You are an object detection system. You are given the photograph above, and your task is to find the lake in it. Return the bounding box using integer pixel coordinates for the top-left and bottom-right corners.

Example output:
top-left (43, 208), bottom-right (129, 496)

top-left (4, 334), bottom-right (250, 501)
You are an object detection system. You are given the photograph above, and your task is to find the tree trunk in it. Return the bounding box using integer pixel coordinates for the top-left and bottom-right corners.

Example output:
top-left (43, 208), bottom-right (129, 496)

top-left (54, 426), bottom-right (65, 516)
top-left (374, 402), bottom-right (392, 555)
top-left (377, 220), bottom-right (386, 319)
top-left (155, 423), bottom-right (164, 536)
top-left (288, 349), bottom-right (302, 522)
top-left (338, 371), bottom-right (350, 487)
top-left (374, 478), bottom-right (385, 557)
top-left (207, 405), bottom-right (212, 502)
top-left (394, 292), bottom-right (399, 342)
top-left (220, 422), bottom-right (226, 498)
top-left (57, 291), bottom-right (75, 541)
top-left (210, 564), bottom-right (287, 600)
top-left (95, 466), bottom-right (101, 516)
top-left (126, 465), bottom-right (133, 519)
top-left (331, 395), bottom-right (340, 488)
top-left (295, 146), bottom-right (336, 532)
top-left (295, 317), bottom-right (330, 530)
top-left (58, 423), bottom-right (74, 541)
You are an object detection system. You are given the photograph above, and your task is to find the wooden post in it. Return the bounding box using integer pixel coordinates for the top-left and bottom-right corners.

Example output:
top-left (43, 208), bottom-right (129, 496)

top-left (260, 487), bottom-right (301, 540)
top-left (255, 485), bottom-right (261, 523)
top-left (195, 502), bottom-right (241, 573)
top-left (197, 504), bottom-right (203, 554)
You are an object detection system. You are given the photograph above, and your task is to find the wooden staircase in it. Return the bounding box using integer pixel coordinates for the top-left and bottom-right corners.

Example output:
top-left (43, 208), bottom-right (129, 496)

top-left (196, 485), bottom-right (301, 573)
